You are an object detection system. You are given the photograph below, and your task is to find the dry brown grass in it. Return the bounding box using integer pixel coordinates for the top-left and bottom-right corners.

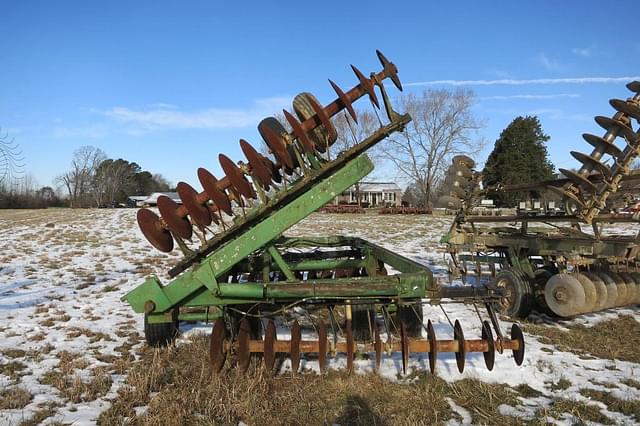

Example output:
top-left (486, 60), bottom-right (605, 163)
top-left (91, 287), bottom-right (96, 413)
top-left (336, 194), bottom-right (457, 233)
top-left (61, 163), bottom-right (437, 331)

top-left (97, 333), bottom-right (614, 426)
top-left (541, 397), bottom-right (614, 425)
top-left (40, 367), bottom-right (112, 404)
top-left (18, 402), bottom-right (62, 426)
top-left (523, 315), bottom-right (640, 363)
top-left (0, 360), bottom-right (27, 381)
top-left (37, 350), bottom-right (112, 404)
top-left (0, 387), bottom-right (33, 409)
top-left (580, 388), bottom-right (640, 422)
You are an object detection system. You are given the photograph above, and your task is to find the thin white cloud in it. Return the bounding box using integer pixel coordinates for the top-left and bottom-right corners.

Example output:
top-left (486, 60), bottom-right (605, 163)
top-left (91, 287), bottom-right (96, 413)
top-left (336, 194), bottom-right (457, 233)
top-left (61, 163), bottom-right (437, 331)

top-left (537, 53), bottom-right (565, 72)
top-left (104, 96), bottom-right (291, 132)
top-left (405, 76), bottom-right (640, 87)
top-left (480, 93), bottom-right (580, 100)
top-left (572, 46), bottom-right (593, 57)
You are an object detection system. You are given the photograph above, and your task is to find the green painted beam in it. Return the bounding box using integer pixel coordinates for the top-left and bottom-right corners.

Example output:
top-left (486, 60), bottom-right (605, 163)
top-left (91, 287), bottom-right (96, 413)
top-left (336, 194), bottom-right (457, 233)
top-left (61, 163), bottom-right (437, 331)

top-left (123, 154), bottom-right (374, 314)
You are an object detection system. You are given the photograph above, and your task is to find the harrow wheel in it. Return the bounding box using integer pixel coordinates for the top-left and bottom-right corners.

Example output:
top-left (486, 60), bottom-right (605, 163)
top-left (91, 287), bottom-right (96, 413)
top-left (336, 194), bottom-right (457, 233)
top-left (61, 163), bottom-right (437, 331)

top-left (619, 273), bottom-right (637, 305)
top-left (574, 273), bottom-right (597, 313)
top-left (544, 273), bottom-right (585, 317)
top-left (583, 272), bottom-right (608, 311)
top-left (494, 269), bottom-right (534, 318)
top-left (596, 272), bottom-right (619, 309)
top-left (144, 313), bottom-right (179, 347)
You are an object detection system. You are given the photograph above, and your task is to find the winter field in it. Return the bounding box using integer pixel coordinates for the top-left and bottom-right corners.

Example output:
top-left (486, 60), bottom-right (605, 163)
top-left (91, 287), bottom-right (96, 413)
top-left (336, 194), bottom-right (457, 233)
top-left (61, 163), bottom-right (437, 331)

top-left (0, 208), bottom-right (639, 425)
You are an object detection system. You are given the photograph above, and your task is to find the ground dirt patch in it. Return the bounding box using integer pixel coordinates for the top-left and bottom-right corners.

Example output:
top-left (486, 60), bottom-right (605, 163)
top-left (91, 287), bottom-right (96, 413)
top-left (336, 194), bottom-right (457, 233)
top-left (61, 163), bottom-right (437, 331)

top-left (523, 315), bottom-right (640, 363)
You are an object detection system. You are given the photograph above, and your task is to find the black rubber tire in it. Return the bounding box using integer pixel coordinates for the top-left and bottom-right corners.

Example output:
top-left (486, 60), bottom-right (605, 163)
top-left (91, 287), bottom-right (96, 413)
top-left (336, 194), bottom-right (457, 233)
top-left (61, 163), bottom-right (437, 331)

top-left (494, 269), bottom-right (535, 318)
top-left (144, 313), bottom-right (179, 347)
top-left (352, 304), bottom-right (376, 342)
top-left (395, 302), bottom-right (424, 338)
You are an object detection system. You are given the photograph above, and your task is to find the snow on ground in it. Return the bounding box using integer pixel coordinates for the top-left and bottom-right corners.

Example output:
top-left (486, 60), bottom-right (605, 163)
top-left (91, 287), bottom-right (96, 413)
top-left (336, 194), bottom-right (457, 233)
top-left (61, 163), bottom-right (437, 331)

top-left (0, 208), bottom-right (639, 425)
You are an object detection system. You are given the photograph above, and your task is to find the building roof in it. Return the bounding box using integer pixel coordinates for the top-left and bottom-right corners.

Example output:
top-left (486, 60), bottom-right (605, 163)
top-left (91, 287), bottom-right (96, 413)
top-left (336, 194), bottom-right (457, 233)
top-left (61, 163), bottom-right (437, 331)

top-left (128, 195), bottom-right (149, 201)
top-left (143, 192), bottom-right (181, 205)
top-left (347, 182), bottom-right (402, 192)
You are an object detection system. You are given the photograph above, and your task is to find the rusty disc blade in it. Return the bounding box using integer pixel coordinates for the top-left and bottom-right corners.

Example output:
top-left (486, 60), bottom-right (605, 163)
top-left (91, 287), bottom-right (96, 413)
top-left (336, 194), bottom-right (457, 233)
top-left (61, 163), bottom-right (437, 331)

top-left (582, 133), bottom-right (624, 160)
top-left (290, 321), bottom-right (301, 375)
top-left (595, 116), bottom-right (638, 143)
top-left (264, 320), bottom-right (276, 373)
top-left (481, 321), bottom-right (495, 371)
top-left (400, 321), bottom-right (409, 375)
top-left (318, 321), bottom-right (327, 374)
top-left (511, 324), bottom-right (525, 366)
top-left (427, 320), bottom-right (438, 374)
top-left (453, 320), bottom-right (466, 373)
top-left (258, 117), bottom-right (294, 169)
top-left (627, 81), bottom-right (640, 93)
top-left (209, 318), bottom-right (227, 373)
top-left (177, 181), bottom-right (212, 227)
top-left (198, 168), bottom-right (233, 216)
top-left (345, 319), bottom-right (354, 374)
top-left (137, 208), bottom-right (173, 252)
top-left (559, 168), bottom-right (598, 193)
top-left (374, 323), bottom-right (382, 372)
top-left (283, 109), bottom-right (316, 155)
top-left (376, 49), bottom-right (403, 91)
top-left (570, 151), bottom-right (612, 178)
top-left (237, 318), bottom-right (251, 373)
top-left (329, 79), bottom-right (357, 123)
top-left (219, 154), bottom-right (256, 200)
top-left (351, 64), bottom-right (380, 109)
top-left (610, 99), bottom-right (640, 121)
top-left (239, 139), bottom-right (272, 190)
top-left (293, 93), bottom-right (327, 154)
top-left (306, 94), bottom-right (338, 146)
top-left (261, 154), bottom-right (282, 183)
top-left (157, 195), bottom-right (192, 239)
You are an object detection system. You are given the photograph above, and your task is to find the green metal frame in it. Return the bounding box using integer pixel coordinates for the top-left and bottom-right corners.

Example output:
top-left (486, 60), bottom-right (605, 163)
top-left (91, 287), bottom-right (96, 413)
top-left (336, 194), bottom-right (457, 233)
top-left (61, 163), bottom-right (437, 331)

top-left (123, 154), bottom-right (435, 324)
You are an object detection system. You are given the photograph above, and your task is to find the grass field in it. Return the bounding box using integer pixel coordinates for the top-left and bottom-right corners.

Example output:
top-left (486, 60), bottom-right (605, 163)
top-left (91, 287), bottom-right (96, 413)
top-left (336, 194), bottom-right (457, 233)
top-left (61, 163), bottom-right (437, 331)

top-left (0, 208), bottom-right (639, 425)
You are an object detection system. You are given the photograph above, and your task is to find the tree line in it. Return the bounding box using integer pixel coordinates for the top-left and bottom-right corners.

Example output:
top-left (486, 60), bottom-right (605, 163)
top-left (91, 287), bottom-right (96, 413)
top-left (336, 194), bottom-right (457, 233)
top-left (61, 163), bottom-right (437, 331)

top-left (0, 145), bottom-right (171, 209)
top-left (56, 146), bottom-right (171, 208)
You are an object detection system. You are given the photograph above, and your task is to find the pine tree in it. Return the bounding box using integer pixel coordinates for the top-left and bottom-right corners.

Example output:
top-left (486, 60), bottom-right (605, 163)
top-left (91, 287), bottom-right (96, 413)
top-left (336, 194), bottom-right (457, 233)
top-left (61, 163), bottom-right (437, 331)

top-left (483, 116), bottom-right (555, 207)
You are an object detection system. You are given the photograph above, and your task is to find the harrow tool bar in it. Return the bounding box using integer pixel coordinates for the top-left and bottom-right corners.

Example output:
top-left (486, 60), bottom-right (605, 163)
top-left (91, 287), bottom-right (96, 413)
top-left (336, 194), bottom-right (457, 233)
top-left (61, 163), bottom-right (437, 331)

top-left (137, 50), bottom-right (403, 254)
top-left (210, 317), bottom-right (524, 375)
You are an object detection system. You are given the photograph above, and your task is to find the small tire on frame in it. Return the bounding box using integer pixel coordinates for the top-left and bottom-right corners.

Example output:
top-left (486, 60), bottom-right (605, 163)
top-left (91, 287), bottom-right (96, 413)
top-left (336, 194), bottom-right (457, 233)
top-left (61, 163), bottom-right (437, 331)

top-left (494, 269), bottom-right (534, 319)
top-left (144, 313), bottom-right (179, 347)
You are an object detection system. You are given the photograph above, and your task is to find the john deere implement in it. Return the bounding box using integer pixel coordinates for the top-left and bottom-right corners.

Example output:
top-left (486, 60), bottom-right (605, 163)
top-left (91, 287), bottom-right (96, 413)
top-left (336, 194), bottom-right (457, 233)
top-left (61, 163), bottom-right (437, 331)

top-left (439, 81), bottom-right (640, 319)
top-left (123, 52), bottom-right (524, 375)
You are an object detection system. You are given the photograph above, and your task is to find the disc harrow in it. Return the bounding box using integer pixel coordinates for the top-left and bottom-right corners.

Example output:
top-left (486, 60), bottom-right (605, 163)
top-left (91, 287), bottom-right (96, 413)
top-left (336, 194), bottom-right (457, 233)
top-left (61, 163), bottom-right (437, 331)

top-left (210, 318), bottom-right (524, 375)
top-left (440, 80), bottom-right (640, 319)
top-left (123, 51), bottom-right (526, 376)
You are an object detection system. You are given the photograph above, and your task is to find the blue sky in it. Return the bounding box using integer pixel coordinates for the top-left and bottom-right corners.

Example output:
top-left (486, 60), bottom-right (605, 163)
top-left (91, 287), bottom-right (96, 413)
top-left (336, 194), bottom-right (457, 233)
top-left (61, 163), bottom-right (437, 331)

top-left (2, 1), bottom-right (639, 189)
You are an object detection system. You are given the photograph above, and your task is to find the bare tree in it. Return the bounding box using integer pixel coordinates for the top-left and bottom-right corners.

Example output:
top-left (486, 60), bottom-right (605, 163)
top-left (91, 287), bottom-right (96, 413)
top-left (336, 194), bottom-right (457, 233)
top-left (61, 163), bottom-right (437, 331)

top-left (57, 146), bottom-right (106, 208)
top-left (331, 110), bottom-right (380, 158)
top-left (379, 88), bottom-right (483, 208)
